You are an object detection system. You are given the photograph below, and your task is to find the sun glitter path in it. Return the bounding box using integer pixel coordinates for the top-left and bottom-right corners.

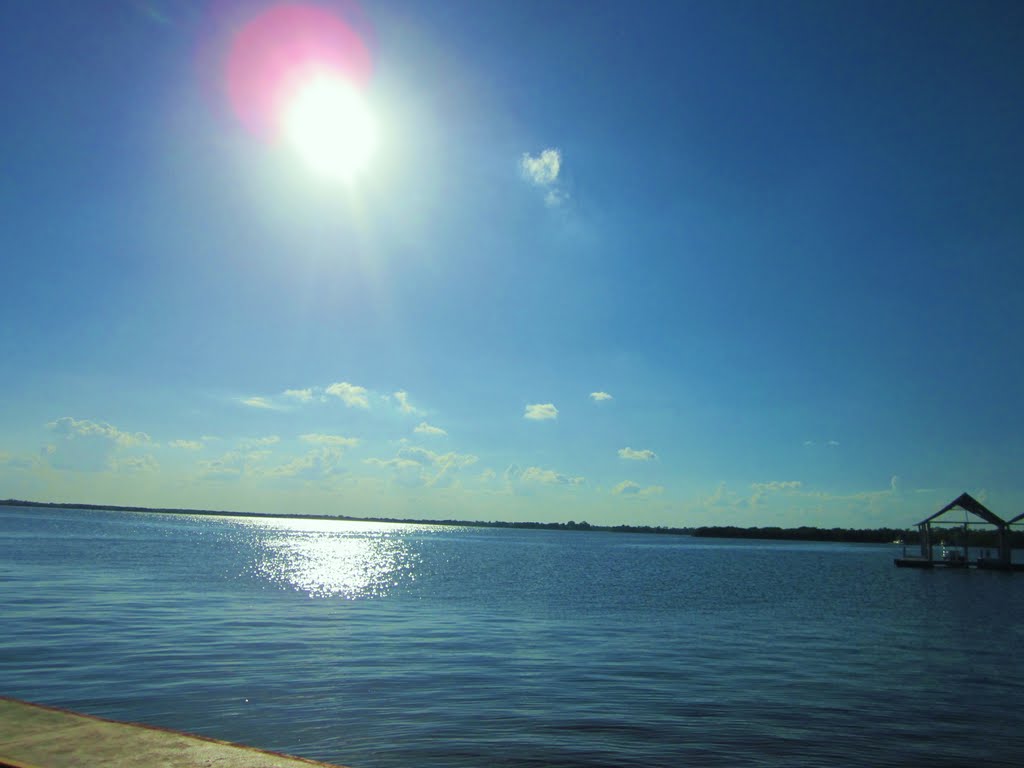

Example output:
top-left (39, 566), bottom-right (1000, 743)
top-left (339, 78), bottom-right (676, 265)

top-left (0, 697), bottom-right (349, 768)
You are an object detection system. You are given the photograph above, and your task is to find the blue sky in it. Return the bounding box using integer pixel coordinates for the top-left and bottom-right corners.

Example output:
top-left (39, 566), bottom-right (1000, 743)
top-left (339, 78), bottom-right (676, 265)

top-left (2, 0), bottom-right (1022, 527)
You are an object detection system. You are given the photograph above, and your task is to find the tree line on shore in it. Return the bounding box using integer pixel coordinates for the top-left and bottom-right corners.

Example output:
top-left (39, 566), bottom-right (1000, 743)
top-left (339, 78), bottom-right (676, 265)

top-left (4, 498), bottom-right (1023, 545)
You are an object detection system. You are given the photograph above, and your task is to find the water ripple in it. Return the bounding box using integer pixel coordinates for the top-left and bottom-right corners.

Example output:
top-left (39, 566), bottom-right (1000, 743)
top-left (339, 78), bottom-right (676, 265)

top-left (2, 507), bottom-right (1023, 768)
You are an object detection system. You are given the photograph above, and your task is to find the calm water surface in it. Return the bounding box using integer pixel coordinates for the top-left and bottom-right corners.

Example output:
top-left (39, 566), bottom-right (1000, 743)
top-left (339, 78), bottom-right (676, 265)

top-left (2, 506), bottom-right (1023, 767)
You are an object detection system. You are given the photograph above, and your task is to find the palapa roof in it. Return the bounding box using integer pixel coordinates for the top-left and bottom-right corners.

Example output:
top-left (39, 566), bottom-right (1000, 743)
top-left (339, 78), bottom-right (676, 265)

top-left (916, 492), bottom-right (1006, 527)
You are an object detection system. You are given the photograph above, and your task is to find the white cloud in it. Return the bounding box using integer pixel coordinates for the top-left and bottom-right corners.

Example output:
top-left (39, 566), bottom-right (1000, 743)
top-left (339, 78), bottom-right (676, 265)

top-left (804, 439), bottom-right (840, 448)
top-left (701, 481), bottom-right (740, 508)
top-left (521, 148), bottom-right (569, 208)
top-left (414, 421), bottom-right (447, 437)
top-left (266, 447), bottom-right (347, 479)
top-left (610, 481), bottom-right (664, 497)
top-left (326, 381), bottom-right (369, 409)
top-left (47, 417), bottom-right (151, 447)
top-left (169, 440), bottom-right (203, 451)
top-left (239, 435), bottom-right (280, 449)
top-left (283, 388), bottom-right (314, 403)
top-left (300, 433), bottom-right (359, 448)
top-left (524, 403), bottom-right (558, 421)
top-left (544, 188), bottom-right (568, 208)
top-left (520, 466), bottom-right (584, 486)
top-left (398, 446), bottom-right (477, 470)
top-left (618, 447), bottom-right (657, 461)
top-left (397, 446), bottom-right (436, 466)
top-left (365, 457), bottom-right (416, 470)
top-left (199, 453), bottom-right (244, 477)
top-left (520, 148), bottom-right (561, 186)
top-left (367, 446), bottom-right (478, 488)
top-left (110, 455), bottom-right (159, 473)
top-left (241, 396), bottom-right (274, 409)
top-left (365, 457), bottom-right (424, 488)
top-left (750, 480), bottom-right (802, 506)
top-left (752, 480), bottom-right (802, 493)
top-left (393, 390), bottom-right (419, 415)
top-left (590, 391), bottom-right (613, 402)
top-left (200, 447), bottom-right (274, 478)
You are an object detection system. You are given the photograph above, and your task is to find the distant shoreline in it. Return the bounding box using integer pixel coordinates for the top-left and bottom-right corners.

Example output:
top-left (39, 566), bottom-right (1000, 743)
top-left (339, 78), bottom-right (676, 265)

top-left (0, 498), bottom-right (917, 543)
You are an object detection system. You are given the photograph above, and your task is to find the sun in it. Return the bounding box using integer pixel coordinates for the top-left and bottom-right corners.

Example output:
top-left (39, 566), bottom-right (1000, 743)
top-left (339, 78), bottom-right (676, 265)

top-left (281, 73), bottom-right (378, 183)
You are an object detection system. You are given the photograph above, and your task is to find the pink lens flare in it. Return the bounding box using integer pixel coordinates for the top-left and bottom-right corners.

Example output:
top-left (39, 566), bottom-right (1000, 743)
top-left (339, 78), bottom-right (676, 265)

top-left (226, 3), bottom-right (372, 137)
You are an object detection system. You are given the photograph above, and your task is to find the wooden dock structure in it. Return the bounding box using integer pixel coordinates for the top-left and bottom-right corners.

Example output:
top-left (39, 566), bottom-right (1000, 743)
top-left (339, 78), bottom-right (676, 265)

top-left (0, 697), bottom-right (348, 768)
top-left (894, 492), bottom-right (1022, 570)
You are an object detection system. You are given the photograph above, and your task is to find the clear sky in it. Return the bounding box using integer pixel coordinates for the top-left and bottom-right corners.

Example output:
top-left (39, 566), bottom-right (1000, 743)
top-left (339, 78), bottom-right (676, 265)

top-left (2, 0), bottom-right (1022, 527)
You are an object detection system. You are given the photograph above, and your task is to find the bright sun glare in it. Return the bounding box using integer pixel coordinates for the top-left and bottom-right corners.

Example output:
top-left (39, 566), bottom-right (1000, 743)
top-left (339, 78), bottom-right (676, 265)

top-left (281, 74), bottom-right (377, 183)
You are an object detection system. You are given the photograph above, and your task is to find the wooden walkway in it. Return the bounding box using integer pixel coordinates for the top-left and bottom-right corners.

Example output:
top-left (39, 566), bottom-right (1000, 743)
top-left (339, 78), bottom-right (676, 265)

top-left (0, 698), bottom-right (348, 768)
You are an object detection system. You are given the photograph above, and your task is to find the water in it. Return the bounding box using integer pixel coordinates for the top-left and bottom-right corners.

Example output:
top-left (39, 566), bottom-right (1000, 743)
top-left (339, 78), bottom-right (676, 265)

top-left (2, 505), bottom-right (1023, 767)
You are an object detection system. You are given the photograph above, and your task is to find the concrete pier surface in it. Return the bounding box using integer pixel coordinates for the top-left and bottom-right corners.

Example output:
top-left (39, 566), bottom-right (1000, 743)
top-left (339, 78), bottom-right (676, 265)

top-left (0, 697), bottom-right (349, 768)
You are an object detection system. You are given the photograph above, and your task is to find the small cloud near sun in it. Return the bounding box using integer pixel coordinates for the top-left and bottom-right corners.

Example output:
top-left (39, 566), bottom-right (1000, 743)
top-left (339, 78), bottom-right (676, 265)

top-left (524, 403), bottom-right (558, 421)
top-left (590, 391), bottom-right (613, 402)
top-left (521, 149), bottom-right (561, 185)
top-left (520, 148), bottom-right (569, 207)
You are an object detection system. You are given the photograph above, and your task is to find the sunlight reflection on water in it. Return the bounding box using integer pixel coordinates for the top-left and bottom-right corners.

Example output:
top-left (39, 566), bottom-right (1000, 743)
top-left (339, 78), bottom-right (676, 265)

top-left (238, 518), bottom-right (432, 599)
